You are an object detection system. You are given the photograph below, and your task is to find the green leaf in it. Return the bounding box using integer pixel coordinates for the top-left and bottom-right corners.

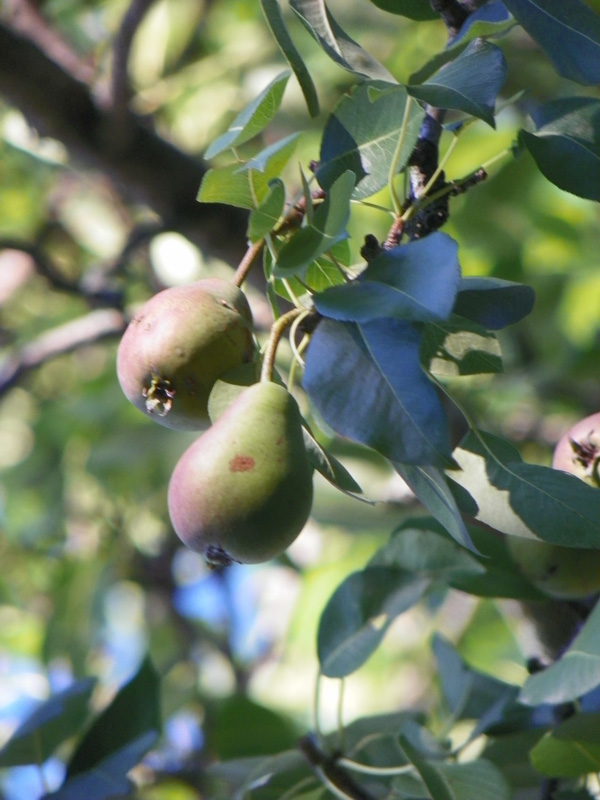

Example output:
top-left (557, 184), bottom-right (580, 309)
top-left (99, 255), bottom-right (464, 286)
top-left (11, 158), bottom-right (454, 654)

top-left (394, 465), bottom-right (476, 553)
top-left (260, 0), bottom-right (320, 117)
top-left (398, 736), bottom-right (512, 800)
top-left (408, 39), bottom-right (507, 127)
top-left (520, 97), bottom-right (600, 202)
top-left (519, 602), bottom-right (600, 706)
top-left (290, 0), bottom-right (396, 82)
top-left (421, 315), bottom-right (503, 377)
top-left (198, 134), bottom-right (295, 210)
top-left (204, 71), bottom-right (291, 159)
top-left (0, 678), bottom-right (96, 767)
top-left (368, 520), bottom-right (485, 578)
top-left (274, 170), bottom-right (355, 275)
top-left (530, 725), bottom-right (600, 778)
top-left (197, 163), bottom-right (265, 209)
top-left (410, 2), bottom-right (516, 84)
top-left (236, 132), bottom-right (300, 174)
top-left (317, 566), bottom-right (430, 677)
top-left (67, 655), bottom-right (161, 778)
top-left (248, 179), bottom-right (286, 241)
top-left (318, 82), bottom-right (426, 199)
top-left (503, 0), bottom-right (600, 85)
top-left (302, 426), bottom-right (367, 500)
top-left (447, 430), bottom-right (600, 547)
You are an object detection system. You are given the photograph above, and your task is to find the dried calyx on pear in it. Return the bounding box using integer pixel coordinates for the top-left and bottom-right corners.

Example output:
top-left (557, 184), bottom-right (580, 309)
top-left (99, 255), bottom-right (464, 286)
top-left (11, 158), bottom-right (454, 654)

top-left (117, 278), bottom-right (255, 431)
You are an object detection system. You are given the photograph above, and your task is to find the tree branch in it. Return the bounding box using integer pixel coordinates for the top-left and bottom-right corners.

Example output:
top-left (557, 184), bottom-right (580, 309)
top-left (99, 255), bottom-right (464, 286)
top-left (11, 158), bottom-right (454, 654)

top-left (111, 0), bottom-right (156, 120)
top-left (0, 23), bottom-right (248, 264)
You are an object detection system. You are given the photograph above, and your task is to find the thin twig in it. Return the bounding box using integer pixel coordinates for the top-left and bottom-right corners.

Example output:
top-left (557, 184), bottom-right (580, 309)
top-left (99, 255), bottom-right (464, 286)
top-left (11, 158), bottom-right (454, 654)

top-left (0, 309), bottom-right (127, 396)
top-left (111, 0), bottom-right (156, 119)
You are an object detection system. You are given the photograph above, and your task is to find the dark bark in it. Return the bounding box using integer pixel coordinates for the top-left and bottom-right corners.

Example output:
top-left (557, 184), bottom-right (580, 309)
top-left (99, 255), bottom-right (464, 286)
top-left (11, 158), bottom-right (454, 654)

top-left (0, 24), bottom-right (248, 264)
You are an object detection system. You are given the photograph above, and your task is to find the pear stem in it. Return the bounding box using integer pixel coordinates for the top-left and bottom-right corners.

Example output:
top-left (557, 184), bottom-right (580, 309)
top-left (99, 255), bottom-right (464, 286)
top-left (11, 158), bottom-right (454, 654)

top-left (232, 238), bottom-right (265, 287)
top-left (261, 306), bottom-right (305, 383)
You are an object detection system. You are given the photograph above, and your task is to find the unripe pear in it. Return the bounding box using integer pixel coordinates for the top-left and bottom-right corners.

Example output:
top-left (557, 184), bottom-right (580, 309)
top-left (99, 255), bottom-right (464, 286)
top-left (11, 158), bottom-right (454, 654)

top-left (117, 278), bottom-right (255, 430)
top-left (168, 382), bottom-right (314, 566)
top-left (552, 411), bottom-right (600, 488)
top-left (507, 412), bottom-right (600, 600)
top-left (506, 536), bottom-right (600, 600)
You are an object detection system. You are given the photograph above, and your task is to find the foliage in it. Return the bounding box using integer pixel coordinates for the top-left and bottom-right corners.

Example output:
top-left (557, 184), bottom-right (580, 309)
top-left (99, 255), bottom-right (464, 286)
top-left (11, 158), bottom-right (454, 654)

top-left (0, 0), bottom-right (600, 799)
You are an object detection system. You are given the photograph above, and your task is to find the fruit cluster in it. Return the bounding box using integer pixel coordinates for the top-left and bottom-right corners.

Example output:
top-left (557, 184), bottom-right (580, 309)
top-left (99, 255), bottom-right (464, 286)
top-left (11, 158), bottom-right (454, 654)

top-left (117, 278), bottom-right (314, 567)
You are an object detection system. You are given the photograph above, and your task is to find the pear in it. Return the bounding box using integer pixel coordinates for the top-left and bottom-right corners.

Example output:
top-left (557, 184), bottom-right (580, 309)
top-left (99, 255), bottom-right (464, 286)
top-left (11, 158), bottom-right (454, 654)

top-left (507, 536), bottom-right (600, 600)
top-left (552, 411), bottom-right (600, 488)
top-left (168, 382), bottom-right (314, 565)
top-left (117, 278), bottom-right (255, 430)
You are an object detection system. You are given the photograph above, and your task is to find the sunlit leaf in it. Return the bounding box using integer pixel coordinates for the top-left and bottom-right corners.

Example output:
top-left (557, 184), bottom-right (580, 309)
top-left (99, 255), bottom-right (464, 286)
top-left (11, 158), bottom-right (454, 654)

top-left (260, 0), bottom-right (320, 116)
top-left (318, 82), bottom-right (425, 199)
top-left (447, 430), bottom-right (600, 547)
top-left (421, 315), bottom-right (503, 376)
top-left (274, 170), bottom-right (355, 275)
top-left (204, 71), bottom-right (291, 159)
top-left (503, 0), bottom-right (600, 85)
top-left (520, 97), bottom-right (600, 202)
top-left (530, 715), bottom-right (600, 778)
top-left (290, 0), bottom-right (396, 81)
top-left (247, 179), bottom-right (286, 241)
top-left (408, 39), bottom-right (507, 127)
top-left (302, 425), bottom-right (367, 499)
top-left (318, 567), bottom-right (429, 677)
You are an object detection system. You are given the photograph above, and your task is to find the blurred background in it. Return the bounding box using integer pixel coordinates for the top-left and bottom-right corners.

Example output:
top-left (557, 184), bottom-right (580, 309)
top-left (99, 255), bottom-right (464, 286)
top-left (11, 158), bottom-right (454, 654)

top-left (0, 0), bottom-right (599, 797)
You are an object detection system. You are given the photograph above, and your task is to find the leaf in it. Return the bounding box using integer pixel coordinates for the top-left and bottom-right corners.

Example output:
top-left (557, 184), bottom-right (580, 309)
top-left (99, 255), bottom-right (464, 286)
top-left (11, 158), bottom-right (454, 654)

top-left (520, 601), bottom-right (600, 706)
top-left (520, 97), bottom-right (600, 202)
top-left (453, 277), bottom-right (535, 329)
top-left (197, 163), bottom-right (266, 210)
top-left (289, 0), bottom-right (396, 82)
top-left (408, 39), bottom-right (507, 127)
top-left (303, 318), bottom-right (452, 465)
top-left (421, 315), bottom-right (503, 377)
top-left (530, 714), bottom-right (600, 778)
top-left (503, 0), bottom-right (600, 85)
top-left (447, 430), bottom-right (600, 547)
top-left (260, 0), bottom-right (319, 117)
top-left (314, 233), bottom-right (460, 324)
top-left (198, 135), bottom-right (296, 210)
top-left (0, 678), bottom-right (96, 767)
top-left (42, 732), bottom-right (157, 800)
top-left (66, 655), bottom-right (161, 779)
top-left (393, 465), bottom-right (476, 552)
top-left (318, 82), bottom-right (426, 199)
top-left (398, 736), bottom-right (512, 800)
top-left (368, 520), bottom-right (485, 577)
top-left (368, 0), bottom-right (438, 20)
top-left (410, 2), bottom-right (515, 84)
top-left (236, 133), bottom-right (300, 174)
top-left (302, 425), bottom-right (368, 499)
top-left (204, 71), bottom-right (291, 159)
top-left (274, 170), bottom-right (355, 275)
top-left (317, 566), bottom-right (429, 677)
top-left (248, 179), bottom-right (286, 241)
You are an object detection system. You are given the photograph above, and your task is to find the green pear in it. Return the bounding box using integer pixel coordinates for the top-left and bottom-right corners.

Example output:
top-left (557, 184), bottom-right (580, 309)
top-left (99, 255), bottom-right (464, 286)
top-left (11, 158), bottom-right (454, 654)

top-left (167, 382), bottom-right (314, 565)
top-left (117, 278), bottom-right (255, 431)
top-left (552, 411), bottom-right (600, 488)
top-left (506, 536), bottom-right (600, 600)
